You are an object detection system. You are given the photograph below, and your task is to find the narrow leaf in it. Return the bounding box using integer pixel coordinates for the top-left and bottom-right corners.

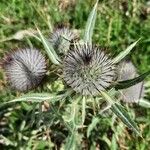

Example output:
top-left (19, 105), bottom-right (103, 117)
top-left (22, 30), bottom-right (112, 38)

top-left (112, 39), bottom-right (140, 64)
top-left (100, 90), bottom-right (114, 104)
top-left (87, 117), bottom-right (99, 137)
top-left (36, 27), bottom-right (60, 65)
top-left (84, 0), bottom-right (98, 44)
top-left (111, 103), bottom-right (141, 136)
top-left (111, 135), bottom-right (118, 150)
top-left (64, 131), bottom-right (82, 150)
top-left (115, 70), bottom-right (150, 90)
top-left (3, 93), bottom-right (64, 104)
top-left (101, 91), bottom-right (141, 136)
top-left (0, 135), bottom-right (16, 146)
top-left (65, 134), bottom-right (76, 150)
top-left (139, 99), bottom-right (150, 108)
top-left (82, 96), bottom-right (86, 126)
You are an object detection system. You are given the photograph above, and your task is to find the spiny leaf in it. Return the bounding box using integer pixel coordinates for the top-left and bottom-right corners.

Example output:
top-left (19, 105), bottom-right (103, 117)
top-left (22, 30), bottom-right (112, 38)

top-left (84, 0), bottom-right (98, 44)
top-left (100, 90), bottom-right (114, 104)
top-left (112, 39), bottom-right (140, 64)
top-left (36, 27), bottom-right (60, 65)
top-left (111, 103), bottom-right (141, 136)
top-left (3, 93), bottom-right (64, 104)
top-left (100, 91), bottom-right (141, 136)
top-left (115, 70), bottom-right (150, 90)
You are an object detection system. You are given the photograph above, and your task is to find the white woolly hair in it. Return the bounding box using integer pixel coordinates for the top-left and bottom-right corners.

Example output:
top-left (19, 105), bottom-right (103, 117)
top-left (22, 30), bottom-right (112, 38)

top-left (2, 48), bottom-right (47, 91)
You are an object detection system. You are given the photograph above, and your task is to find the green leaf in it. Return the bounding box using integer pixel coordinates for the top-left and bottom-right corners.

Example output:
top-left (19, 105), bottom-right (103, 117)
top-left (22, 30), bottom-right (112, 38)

top-left (81, 96), bottom-right (86, 126)
top-left (84, 0), bottom-right (98, 44)
top-left (112, 39), bottom-right (140, 64)
top-left (36, 27), bottom-right (60, 65)
top-left (64, 131), bottom-right (82, 150)
top-left (65, 133), bottom-right (76, 150)
top-left (100, 91), bottom-right (141, 136)
top-left (111, 103), bottom-right (141, 136)
top-left (87, 117), bottom-right (99, 137)
top-left (0, 135), bottom-right (17, 146)
top-left (115, 70), bottom-right (150, 90)
top-left (139, 99), bottom-right (150, 108)
top-left (111, 135), bottom-right (118, 150)
top-left (100, 90), bottom-right (114, 104)
top-left (3, 93), bottom-right (64, 104)
top-left (63, 95), bottom-right (81, 128)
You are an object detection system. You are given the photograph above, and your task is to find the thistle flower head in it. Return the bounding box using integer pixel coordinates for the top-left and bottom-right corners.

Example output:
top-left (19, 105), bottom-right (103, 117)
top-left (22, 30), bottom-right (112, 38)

top-left (118, 60), bottom-right (136, 80)
top-left (49, 27), bottom-right (77, 54)
top-left (118, 60), bottom-right (144, 103)
top-left (1, 48), bottom-right (47, 91)
top-left (63, 43), bottom-right (116, 96)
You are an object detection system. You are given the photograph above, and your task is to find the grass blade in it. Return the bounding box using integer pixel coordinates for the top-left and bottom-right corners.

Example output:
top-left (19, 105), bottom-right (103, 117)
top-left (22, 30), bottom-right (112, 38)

top-left (112, 39), bottom-right (140, 64)
top-left (83, 0), bottom-right (98, 44)
top-left (115, 70), bottom-right (150, 89)
top-left (36, 27), bottom-right (60, 65)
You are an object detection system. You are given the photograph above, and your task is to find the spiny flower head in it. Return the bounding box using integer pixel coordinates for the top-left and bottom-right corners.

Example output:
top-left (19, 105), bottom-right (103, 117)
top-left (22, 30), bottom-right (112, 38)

top-left (49, 27), bottom-right (77, 54)
top-left (1, 48), bottom-right (47, 91)
top-left (63, 43), bottom-right (116, 96)
top-left (118, 60), bottom-right (144, 103)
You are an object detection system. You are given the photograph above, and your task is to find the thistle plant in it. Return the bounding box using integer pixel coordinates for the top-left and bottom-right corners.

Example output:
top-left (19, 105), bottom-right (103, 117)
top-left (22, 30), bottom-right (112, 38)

top-left (2, 0), bottom-right (150, 149)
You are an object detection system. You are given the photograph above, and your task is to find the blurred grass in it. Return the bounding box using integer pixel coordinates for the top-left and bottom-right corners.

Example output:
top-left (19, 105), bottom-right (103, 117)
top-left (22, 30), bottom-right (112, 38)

top-left (0, 0), bottom-right (150, 149)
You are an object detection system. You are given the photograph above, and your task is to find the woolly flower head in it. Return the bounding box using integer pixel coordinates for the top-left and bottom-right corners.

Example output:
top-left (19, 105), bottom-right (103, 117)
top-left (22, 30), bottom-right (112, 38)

top-left (49, 27), bottom-right (77, 54)
top-left (118, 60), bottom-right (144, 103)
top-left (63, 43), bottom-right (116, 96)
top-left (2, 48), bottom-right (47, 91)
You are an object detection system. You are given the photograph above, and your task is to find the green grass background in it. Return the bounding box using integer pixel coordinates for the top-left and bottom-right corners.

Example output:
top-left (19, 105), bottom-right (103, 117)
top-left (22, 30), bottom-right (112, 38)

top-left (0, 0), bottom-right (150, 149)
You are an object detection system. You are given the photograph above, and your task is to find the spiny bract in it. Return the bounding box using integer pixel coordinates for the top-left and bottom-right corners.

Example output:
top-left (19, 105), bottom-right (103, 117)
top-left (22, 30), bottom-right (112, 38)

top-left (63, 43), bottom-right (116, 96)
top-left (2, 48), bottom-right (47, 91)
